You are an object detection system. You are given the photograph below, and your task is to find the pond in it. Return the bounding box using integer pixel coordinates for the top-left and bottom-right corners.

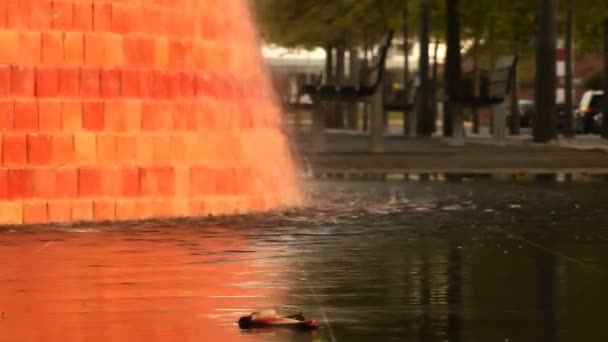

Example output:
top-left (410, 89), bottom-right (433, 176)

top-left (0, 180), bottom-right (607, 341)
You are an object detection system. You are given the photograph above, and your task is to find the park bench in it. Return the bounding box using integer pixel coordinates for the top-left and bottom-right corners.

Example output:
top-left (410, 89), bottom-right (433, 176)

top-left (448, 55), bottom-right (518, 107)
top-left (300, 31), bottom-right (395, 152)
top-left (446, 55), bottom-right (518, 139)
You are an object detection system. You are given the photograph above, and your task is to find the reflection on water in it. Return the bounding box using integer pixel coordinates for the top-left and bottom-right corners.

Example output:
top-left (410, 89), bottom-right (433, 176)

top-left (1, 181), bottom-right (608, 341)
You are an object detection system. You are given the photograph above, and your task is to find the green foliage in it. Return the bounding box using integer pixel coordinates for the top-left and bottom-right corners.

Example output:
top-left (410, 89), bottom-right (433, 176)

top-left (253, 0), bottom-right (607, 59)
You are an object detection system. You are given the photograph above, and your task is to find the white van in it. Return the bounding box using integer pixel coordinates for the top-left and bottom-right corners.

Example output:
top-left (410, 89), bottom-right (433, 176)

top-left (577, 90), bottom-right (604, 134)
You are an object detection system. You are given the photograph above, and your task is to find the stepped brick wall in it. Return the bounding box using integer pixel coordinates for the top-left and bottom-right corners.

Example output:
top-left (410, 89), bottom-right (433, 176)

top-left (0, 0), bottom-right (302, 225)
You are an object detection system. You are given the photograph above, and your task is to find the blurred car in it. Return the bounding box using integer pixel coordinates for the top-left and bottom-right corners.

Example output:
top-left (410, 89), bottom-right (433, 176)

top-left (506, 99), bottom-right (535, 128)
top-left (556, 103), bottom-right (580, 134)
top-left (576, 90), bottom-right (604, 134)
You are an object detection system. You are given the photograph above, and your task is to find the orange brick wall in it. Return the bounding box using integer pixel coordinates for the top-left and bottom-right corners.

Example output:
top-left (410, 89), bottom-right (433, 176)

top-left (0, 0), bottom-right (302, 225)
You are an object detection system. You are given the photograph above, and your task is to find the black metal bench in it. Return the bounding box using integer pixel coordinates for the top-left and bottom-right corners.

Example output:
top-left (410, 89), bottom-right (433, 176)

top-left (448, 55), bottom-right (518, 107)
top-left (301, 31), bottom-right (394, 103)
top-left (445, 55), bottom-right (518, 139)
top-left (300, 31), bottom-right (395, 152)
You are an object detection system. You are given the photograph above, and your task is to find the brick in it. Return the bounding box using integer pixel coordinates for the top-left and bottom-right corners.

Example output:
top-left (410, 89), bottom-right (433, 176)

top-left (100, 167), bottom-right (120, 196)
top-left (193, 71), bottom-right (209, 96)
top-left (120, 68), bottom-right (141, 97)
top-left (0, 0), bottom-right (6, 28)
top-left (84, 33), bottom-right (105, 65)
top-left (80, 67), bottom-right (100, 98)
top-left (11, 66), bottom-right (35, 97)
top-left (48, 201), bottom-right (72, 223)
top-left (172, 107), bottom-right (189, 131)
top-left (38, 100), bottom-right (62, 131)
top-left (152, 135), bottom-right (171, 165)
top-left (140, 166), bottom-right (175, 196)
top-left (169, 39), bottom-right (188, 68)
top-left (0, 65), bottom-right (10, 97)
top-left (96, 134), bottom-right (116, 164)
top-left (100, 68), bottom-right (120, 98)
top-left (115, 134), bottom-right (138, 163)
top-left (60, 100), bottom-right (82, 131)
top-left (55, 167), bottom-right (77, 198)
top-left (137, 135), bottom-right (154, 165)
top-left (169, 134), bottom-right (187, 163)
top-left (145, 70), bottom-right (168, 99)
top-left (23, 202), bottom-right (49, 224)
top-left (58, 68), bottom-right (80, 97)
top-left (112, 3), bottom-right (135, 34)
top-left (174, 166), bottom-right (190, 196)
top-left (105, 33), bottom-right (123, 66)
top-left (41, 32), bottom-right (63, 65)
top-left (14, 100), bottom-right (39, 131)
top-left (78, 167), bottom-right (101, 197)
top-left (2, 134), bottom-right (26, 165)
top-left (73, 133), bottom-right (96, 163)
top-left (122, 36), bottom-right (141, 67)
top-left (153, 199), bottom-right (172, 218)
top-left (193, 40), bottom-right (206, 69)
top-left (123, 100), bottom-right (142, 131)
top-left (6, 2), bottom-right (29, 29)
top-left (172, 198), bottom-right (189, 218)
top-left (179, 72), bottom-right (194, 98)
top-left (104, 100), bottom-right (126, 132)
top-left (92, 2), bottom-right (111, 31)
top-left (7, 168), bottom-right (33, 199)
top-left (30, 1), bottom-right (52, 29)
top-left (166, 71), bottom-right (181, 99)
top-left (189, 166), bottom-right (213, 195)
top-left (82, 100), bottom-right (104, 131)
top-left (35, 67), bottom-right (59, 97)
top-left (71, 200), bottom-right (93, 222)
top-left (51, 133), bottom-right (74, 165)
top-left (141, 6), bottom-right (165, 35)
top-left (142, 100), bottom-right (172, 131)
top-left (134, 199), bottom-right (154, 219)
top-left (0, 202), bottom-right (23, 225)
top-left (0, 100), bottom-right (14, 130)
top-left (51, 0), bottom-right (74, 30)
top-left (63, 32), bottom-right (84, 65)
top-left (73, 1), bottom-right (93, 30)
top-left (0, 168), bottom-right (6, 199)
top-left (140, 36), bottom-right (155, 67)
top-left (154, 37), bottom-right (169, 67)
top-left (115, 200), bottom-right (137, 221)
top-left (18, 31), bottom-right (41, 65)
top-left (94, 200), bottom-right (115, 221)
top-left (121, 166), bottom-right (140, 197)
top-left (27, 133), bottom-right (53, 165)
top-left (189, 198), bottom-right (207, 217)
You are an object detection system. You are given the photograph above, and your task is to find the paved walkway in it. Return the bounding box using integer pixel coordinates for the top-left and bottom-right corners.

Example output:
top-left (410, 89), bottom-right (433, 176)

top-left (289, 128), bottom-right (608, 177)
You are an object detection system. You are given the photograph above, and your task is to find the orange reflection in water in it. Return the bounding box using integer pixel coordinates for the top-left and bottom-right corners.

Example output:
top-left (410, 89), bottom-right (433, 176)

top-left (0, 229), bottom-right (291, 342)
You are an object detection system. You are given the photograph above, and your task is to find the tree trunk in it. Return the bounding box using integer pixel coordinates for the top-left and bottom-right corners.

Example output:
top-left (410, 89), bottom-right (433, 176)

top-left (403, 5), bottom-right (411, 136)
top-left (325, 45), bottom-right (334, 83)
top-left (431, 37), bottom-right (440, 133)
top-left (362, 39), bottom-right (370, 133)
top-left (416, 0), bottom-right (432, 136)
top-left (472, 37), bottom-right (481, 134)
top-left (444, 0), bottom-right (462, 137)
top-left (334, 39), bottom-right (346, 128)
top-left (534, 0), bottom-right (557, 142)
top-left (603, 18), bottom-right (608, 139)
top-left (509, 34), bottom-right (521, 135)
top-left (563, 0), bottom-right (575, 138)
top-left (347, 46), bottom-right (359, 130)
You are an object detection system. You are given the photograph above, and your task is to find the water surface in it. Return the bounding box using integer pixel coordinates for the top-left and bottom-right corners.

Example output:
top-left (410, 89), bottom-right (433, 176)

top-left (0, 181), bottom-right (607, 341)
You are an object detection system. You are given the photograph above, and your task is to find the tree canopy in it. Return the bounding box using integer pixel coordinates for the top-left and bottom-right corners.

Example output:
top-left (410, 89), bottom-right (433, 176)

top-left (253, 0), bottom-right (607, 58)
